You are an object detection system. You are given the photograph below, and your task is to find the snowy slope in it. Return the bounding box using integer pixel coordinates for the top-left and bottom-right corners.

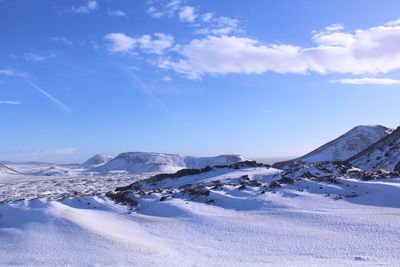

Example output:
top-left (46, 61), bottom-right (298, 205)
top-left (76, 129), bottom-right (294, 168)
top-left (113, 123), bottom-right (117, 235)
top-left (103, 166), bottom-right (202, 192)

top-left (82, 154), bottom-right (113, 168)
top-left (94, 152), bottom-right (248, 174)
top-left (349, 126), bottom-right (400, 171)
top-left (2, 166), bottom-right (400, 265)
top-left (274, 125), bottom-right (392, 169)
top-left (0, 163), bottom-right (19, 175)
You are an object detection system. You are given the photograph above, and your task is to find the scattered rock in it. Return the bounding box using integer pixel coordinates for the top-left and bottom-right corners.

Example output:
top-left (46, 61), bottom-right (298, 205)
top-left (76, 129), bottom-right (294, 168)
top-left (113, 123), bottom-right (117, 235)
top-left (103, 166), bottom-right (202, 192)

top-left (278, 177), bottom-right (294, 184)
top-left (106, 191), bottom-right (138, 207)
top-left (238, 184), bottom-right (247, 190)
top-left (269, 181), bottom-right (281, 188)
top-left (160, 196), bottom-right (169, 201)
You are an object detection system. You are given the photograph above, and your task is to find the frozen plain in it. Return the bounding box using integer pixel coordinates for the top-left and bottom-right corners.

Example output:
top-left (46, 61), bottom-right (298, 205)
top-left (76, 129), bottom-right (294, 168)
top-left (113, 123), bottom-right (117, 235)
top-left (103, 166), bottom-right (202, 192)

top-left (1, 166), bottom-right (400, 266)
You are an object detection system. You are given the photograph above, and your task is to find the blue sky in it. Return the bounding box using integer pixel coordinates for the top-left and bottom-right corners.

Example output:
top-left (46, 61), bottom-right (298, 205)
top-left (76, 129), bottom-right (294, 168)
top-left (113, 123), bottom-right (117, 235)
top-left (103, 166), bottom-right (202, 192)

top-left (1, 0), bottom-right (400, 163)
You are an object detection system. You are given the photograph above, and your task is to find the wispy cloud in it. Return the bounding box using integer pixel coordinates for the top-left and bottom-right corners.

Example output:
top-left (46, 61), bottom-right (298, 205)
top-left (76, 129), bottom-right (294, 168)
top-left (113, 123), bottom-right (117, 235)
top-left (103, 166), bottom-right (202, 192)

top-left (331, 78), bottom-right (400, 85)
top-left (49, 37), bottom-right (73, 46)
top-left (108, 10), bottom-right (126, 17)
top-left (115, 64), bottom-right (177, 121)
top-left (0, 148), bottom-right (77, 162)
top-left (0, 69), bottom-right (13, 76)
top-left (71, 0), bottom-right (98, 14)
top-left (25, 52), bottom-right (55, 62)
top-left (0, 101), bottom-right (20, 105)
top-left (146, 1), bottom-right (240, 35)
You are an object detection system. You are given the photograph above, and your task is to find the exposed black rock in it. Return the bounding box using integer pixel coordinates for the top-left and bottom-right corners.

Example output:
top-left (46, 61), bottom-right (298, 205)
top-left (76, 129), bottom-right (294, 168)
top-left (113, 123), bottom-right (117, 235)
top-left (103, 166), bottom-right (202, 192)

top-left (269, 181), bottom-right (281, 188)
top-left (106, 191), bottom-right (138, 207)
top-left (395, 161), bottom-right (400, 172)
top-left (278, 177), bottom-right (295, 184)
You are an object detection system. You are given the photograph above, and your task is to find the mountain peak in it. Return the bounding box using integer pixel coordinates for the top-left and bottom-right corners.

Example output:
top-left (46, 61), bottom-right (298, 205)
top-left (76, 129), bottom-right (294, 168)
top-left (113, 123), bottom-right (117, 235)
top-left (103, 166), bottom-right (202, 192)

top-left (273, 124), bottom-right (392, 169)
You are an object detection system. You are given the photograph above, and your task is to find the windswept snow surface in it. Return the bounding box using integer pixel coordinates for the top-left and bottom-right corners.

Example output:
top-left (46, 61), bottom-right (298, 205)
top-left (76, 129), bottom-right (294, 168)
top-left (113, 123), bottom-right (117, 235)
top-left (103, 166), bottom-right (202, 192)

top-left (94, 152), bottom-right (248, 174)
top-left (1, 166), bottom-right (400, 266)
top-left (274, 125), bottom-right (392, 168)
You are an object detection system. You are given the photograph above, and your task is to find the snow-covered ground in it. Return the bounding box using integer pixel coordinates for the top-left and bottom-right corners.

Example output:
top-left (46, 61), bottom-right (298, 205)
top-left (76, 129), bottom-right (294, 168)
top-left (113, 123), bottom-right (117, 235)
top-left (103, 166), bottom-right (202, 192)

top-left (1, 166), bottom-right (400, 266)
top-left (0, 174), bottom-right (149, 203)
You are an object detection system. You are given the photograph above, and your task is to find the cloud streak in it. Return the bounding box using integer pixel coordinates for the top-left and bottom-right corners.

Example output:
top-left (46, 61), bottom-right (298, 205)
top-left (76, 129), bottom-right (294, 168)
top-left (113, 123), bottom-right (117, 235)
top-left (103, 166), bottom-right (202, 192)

top-left (331, 78), bottom-right (400, 85)
top-left (0, 101), bottom-right (20, 105)
top-left (22, 78), bottom-right (71, 112)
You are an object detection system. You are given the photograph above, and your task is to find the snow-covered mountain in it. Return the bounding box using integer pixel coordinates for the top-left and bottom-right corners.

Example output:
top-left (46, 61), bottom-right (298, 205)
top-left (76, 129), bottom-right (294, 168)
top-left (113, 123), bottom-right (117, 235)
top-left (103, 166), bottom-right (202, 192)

top-left (82, 154), bottom-right (113, 168)
top-left (349, 126), bottom-right (400, 171)
top-left (93, 152), bottom-right (248, 174)
top-left (0, 163), bottom-right (19, 175)
top-left (273, 125), bottom-right (392, 169)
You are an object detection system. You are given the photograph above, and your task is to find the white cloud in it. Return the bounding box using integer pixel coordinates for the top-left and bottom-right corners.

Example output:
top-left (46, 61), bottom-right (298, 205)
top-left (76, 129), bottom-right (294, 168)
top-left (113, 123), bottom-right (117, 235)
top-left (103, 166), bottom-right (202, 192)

top-left (325, 24), bottom-right (344, 32)
top-left (385, 19), bottom-right (400, 26)
top-left (137, 33), bottom-right (174, 54)
top-left (108, 10), bottom-right (126, 17)
top-left (104, 33), bottom-right (173, 54)
top-left (0, 101), bottom-right (20, 105)
top-left (49, 37), bottom-right (72, 46)
top-left (158, 20), bottom-right (400, 79)
top-left (0, 69), bottom-right (13, 76)
top-left (331, 78), bottom-right (400, 85)
top-left (72, 0), bottom-right (98, 14)
top-left (179, 6), bottom-right (197, 22)
top-left (104, 33), bottom-right (136, 53)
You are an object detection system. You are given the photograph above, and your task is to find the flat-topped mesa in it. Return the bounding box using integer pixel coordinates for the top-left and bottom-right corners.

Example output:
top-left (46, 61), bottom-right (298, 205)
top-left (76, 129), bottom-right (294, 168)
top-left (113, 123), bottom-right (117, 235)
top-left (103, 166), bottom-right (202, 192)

top-left (93, 152), bottom-right (249, 174)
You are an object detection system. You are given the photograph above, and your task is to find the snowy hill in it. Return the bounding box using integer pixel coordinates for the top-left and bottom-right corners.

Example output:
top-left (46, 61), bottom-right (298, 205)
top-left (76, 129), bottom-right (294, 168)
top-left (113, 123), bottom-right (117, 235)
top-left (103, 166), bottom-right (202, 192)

top-left (82, 154), bottom-right (113, 168)
top-left (0, 163), bottom-right (19, 175)
top-left (349, 126), bottom-right (400, 171)
top-left (274, 125), bottom-right (392, 169)
top-left (94, 152), bottom-right (248, 174)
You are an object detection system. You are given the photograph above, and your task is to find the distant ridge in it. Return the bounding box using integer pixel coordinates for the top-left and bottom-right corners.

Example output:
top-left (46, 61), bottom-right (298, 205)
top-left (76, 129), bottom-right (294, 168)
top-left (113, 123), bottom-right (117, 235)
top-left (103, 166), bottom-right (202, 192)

top-left (0, 163), bottom-right (20, 175)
